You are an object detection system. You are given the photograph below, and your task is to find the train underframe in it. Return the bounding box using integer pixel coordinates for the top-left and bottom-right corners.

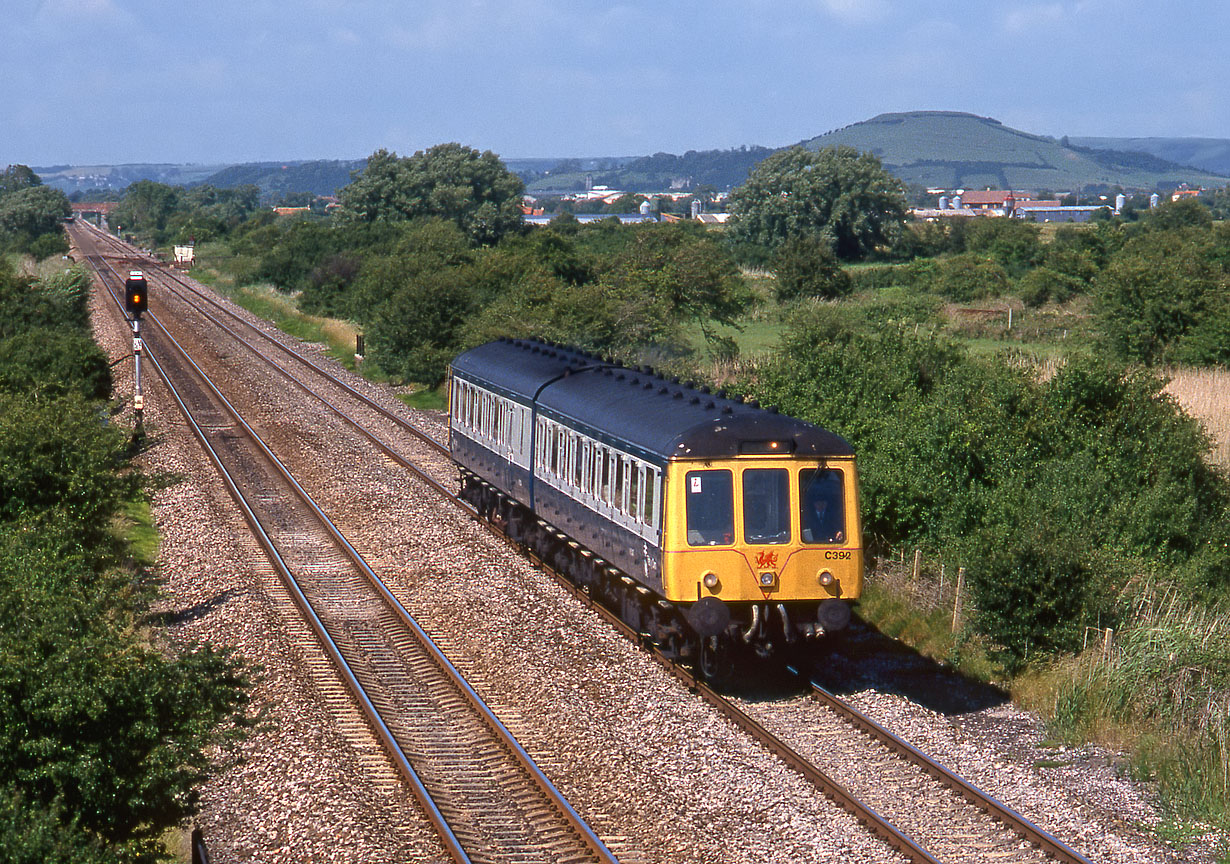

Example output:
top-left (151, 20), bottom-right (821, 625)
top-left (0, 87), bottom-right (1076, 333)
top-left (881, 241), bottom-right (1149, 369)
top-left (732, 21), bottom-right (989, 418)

top-left (460, 470), bottom-right (849, 681)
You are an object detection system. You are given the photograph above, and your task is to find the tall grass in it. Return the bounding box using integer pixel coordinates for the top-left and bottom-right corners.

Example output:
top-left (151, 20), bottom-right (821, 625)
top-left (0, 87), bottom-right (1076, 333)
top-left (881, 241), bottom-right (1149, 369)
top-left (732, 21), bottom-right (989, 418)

top-left (1165, 366), bottom-right (1230, 469)
top-left (1045, 589), bottom-right (1230, 828)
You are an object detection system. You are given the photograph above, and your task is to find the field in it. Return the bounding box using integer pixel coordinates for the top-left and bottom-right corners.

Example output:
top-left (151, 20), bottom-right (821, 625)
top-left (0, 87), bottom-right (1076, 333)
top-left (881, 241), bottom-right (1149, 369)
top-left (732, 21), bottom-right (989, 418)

top-left (1165, 366), bottom-right (1230, 469)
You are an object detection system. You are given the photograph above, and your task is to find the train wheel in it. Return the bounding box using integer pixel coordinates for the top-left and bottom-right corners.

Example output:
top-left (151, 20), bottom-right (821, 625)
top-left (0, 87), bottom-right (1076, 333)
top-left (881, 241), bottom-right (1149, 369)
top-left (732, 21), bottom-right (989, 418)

top-left (698, 634), bottom-right (735, 686)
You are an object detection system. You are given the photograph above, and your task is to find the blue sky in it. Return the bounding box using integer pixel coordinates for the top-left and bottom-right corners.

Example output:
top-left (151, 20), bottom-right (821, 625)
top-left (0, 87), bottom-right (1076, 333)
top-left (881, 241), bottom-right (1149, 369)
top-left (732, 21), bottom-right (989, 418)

top-left (4, 0), bottom-right (1228, 165)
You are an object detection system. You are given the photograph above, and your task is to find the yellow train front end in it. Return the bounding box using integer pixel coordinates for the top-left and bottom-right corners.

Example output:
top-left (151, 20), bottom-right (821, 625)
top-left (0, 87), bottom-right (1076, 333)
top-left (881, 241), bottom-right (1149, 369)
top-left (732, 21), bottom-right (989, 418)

top-left (661, 453), bottom-right (863, 647)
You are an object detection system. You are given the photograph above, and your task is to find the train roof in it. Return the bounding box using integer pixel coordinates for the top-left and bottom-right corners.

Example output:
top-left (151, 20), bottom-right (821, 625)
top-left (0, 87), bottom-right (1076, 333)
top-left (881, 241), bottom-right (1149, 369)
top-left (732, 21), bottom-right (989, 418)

top-left (450, 339), bottom-right (853, 464)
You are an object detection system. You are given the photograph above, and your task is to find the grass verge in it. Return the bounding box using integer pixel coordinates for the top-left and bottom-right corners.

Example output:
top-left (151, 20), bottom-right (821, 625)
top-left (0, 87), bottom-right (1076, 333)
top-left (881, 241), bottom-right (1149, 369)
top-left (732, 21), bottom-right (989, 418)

top-left (864, 563), bottom-right (1229, 856)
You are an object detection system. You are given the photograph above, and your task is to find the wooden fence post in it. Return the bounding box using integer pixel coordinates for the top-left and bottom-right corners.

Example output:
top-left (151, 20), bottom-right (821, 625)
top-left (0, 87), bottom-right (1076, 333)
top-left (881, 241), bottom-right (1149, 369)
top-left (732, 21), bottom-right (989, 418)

top-left (912, 548), bottom-right (922, 583)
top-left (951, 567), bottom-right (965, 632)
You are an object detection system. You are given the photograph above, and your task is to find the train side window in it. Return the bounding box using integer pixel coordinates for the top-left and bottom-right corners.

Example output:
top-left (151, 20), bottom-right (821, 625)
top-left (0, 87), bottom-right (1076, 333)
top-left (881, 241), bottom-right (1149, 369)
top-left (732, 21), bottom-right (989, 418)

top-left (686, 470), bottom-right (734, 546)
top-left (800, 468), bottom-right (845, 544)
top-left (572, 435), bottom-right (583, 489)
top-left (591, 446), bottom-right (602, 500)
top-left (629, 464), bottom-right (640, 519)
top-left (581, 441), bottom-right (592, 495)
top-left (743, 468), bottom-right (790, 545)
top-left (601, 450), bottom-right (612, 504)
top-left (614, 455), bottom-right (625, 512)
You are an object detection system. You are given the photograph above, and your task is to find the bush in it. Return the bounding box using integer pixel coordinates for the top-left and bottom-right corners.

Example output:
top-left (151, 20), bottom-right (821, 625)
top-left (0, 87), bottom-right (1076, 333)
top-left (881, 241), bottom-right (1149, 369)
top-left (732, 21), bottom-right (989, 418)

top-left (0, 515), bottom-right (253, 862)
top-left (0, 786), bottom-right (112, 864)
top-left (962, 217), bottom-right (1044, 275)
top-left (747, 316), bottom-right (1230, 660)
top-left (1017, 267), bottom-right (1083, 307)
top-left (0, 265), bottom-right (92, 339)
top-left (0, 394), bottom-right (136, 541)
top-left (0, 327), bottom-right (111, 400)
top-left (846, 263), bottom-right (913, 292)
top-left (770, 236), bottom-right (852, 302)
top-left (917, 253), bottom-right (1011, 302)
top-left (965, 517), bottom-right (1095, 667)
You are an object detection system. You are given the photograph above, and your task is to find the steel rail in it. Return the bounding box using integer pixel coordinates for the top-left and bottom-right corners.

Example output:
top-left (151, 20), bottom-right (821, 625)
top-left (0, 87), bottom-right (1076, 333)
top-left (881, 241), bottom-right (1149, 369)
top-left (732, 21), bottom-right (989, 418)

top-left (79, 240), bottom-right (618, 864)
top-left (797, 676), bottom-right (1095, 864)
top-left (78, 223), bottom-right (1091, 864)
top-left (77, 218), bottom-right (447, 456)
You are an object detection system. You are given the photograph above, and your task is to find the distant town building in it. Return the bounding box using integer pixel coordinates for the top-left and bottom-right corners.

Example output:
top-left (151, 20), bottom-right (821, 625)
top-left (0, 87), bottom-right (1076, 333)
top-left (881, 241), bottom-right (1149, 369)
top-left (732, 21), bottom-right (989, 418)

top-left (959, 190), bottom-right (1041, 210)
top-left (1011, 205), bottom-right (1104, 223)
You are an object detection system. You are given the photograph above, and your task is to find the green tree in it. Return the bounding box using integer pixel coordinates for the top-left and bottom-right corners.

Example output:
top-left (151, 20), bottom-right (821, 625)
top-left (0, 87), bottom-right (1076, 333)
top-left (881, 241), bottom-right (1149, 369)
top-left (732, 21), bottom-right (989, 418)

top-left (362, 264), bottom-right (478, 385)
top-left (1093, 230), bottom-right (1226, 364)
top-left (0, 165), bottom-right (41, 197)
top-left (728, 145), bottom-right (907, 260)
top-left (0, 186), bottom-right (71, 245)
top-left (600, 222), bottom-right (750, 335)
top-left (338, 144), bottom-right (526, 245)
top-left (112, 181), bottom-right (181, 242)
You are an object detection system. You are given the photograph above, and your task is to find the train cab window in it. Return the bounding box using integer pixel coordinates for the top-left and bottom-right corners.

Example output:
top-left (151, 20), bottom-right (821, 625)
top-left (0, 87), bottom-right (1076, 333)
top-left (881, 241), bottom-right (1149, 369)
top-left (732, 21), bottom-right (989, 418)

top-left (686, 469), bottom-right (734, 546)
top-left (800, 468), bottom-right (846, 544)
top-left (743, 468), bottom-right (790, 545)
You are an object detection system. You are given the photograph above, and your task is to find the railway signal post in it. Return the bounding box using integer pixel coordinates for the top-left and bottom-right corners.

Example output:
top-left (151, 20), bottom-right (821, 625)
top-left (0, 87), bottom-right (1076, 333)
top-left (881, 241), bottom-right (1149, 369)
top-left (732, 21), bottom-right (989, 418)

top-left (124, 271), bottom-right (148, 430)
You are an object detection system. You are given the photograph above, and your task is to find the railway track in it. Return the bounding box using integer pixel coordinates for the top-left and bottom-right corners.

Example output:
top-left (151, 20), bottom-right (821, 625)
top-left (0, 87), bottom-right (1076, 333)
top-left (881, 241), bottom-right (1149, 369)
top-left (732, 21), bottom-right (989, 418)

top-left (73, 224), bottom-right (619, 864)
top-left (71, 221), bottom-right (1097, 864)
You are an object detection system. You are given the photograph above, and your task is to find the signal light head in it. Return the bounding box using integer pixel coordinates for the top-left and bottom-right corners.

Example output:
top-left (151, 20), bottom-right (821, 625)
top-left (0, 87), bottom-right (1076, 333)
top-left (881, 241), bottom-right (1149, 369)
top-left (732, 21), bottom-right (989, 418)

top-left (124, 272), bottom-right (148, 318)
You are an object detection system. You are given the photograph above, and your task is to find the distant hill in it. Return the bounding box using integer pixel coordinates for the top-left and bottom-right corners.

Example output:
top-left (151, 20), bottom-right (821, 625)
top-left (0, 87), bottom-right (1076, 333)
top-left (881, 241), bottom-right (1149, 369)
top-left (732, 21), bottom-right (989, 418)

top-left (799, 111), bottom-right (1228, 192)
top-left (31, 114), bottom-right (1230, 201)
top-left (202, 160), bottom-right (364, 197)
top-left (520, 150), bottom-right (770, 194)
top-left (1069, 137), bottom-right (1230, 179)
top-left (33, 163), bottom-right (230, 194)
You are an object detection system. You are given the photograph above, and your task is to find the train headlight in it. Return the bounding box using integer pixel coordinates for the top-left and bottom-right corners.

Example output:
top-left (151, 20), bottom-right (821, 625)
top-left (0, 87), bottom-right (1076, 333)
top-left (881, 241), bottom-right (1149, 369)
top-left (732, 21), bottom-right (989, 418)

top-left (759, 572), bottom-right (775, 587)
top-left (702, 571), bottom-right (720, 590)
top-left (817, 570), bottom-right (835, 587)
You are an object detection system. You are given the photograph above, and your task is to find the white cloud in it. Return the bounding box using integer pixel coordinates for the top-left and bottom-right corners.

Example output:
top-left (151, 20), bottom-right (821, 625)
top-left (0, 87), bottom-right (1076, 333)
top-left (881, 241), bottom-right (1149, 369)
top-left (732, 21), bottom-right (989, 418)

top-left (1003, 3), bottom-right (1067, 34)
top-left (37, 0), bottom-right (120, 20)
top-left (816, 0), bottom-right (889, 25)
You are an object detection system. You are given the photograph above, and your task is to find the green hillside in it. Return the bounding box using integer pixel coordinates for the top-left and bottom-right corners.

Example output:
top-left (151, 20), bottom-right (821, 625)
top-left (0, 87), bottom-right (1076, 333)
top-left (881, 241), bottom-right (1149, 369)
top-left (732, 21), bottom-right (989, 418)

top-left (800, 111), bottom-right (1229, 192)
top-left (202, 160), bottom-right (364, 197)
top-left (1071, 136), bottom-right (1230, 178)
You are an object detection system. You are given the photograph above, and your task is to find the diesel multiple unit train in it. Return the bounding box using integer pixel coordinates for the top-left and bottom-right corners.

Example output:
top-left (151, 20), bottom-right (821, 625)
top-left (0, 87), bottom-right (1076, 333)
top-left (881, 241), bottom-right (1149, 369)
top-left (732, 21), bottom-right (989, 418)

top-left (449, 339), bottom-right (863, 677)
